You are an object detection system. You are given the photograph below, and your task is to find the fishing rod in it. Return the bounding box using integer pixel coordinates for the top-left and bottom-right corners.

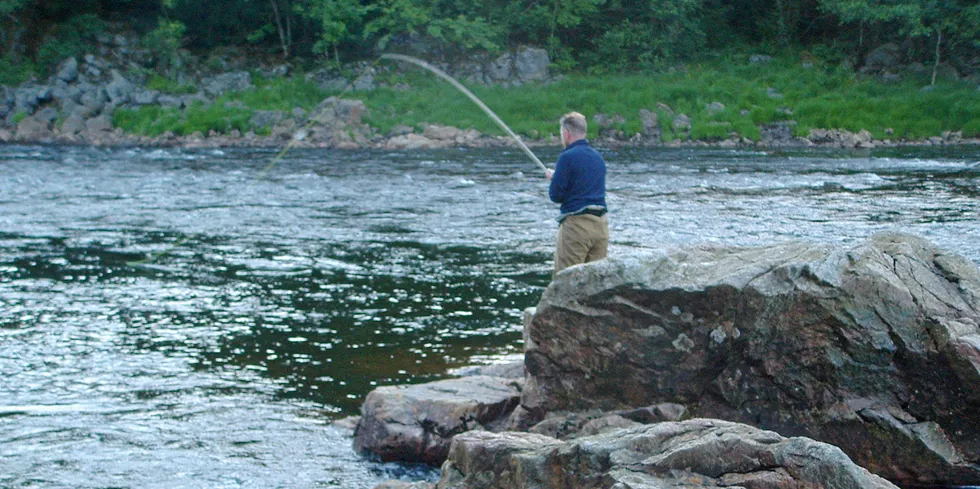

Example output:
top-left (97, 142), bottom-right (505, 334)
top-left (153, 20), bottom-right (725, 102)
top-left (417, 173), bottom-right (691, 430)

top-left (132, 54), bottom-right (548, 267)
top-left (380, 53), bottom-right (548, 174)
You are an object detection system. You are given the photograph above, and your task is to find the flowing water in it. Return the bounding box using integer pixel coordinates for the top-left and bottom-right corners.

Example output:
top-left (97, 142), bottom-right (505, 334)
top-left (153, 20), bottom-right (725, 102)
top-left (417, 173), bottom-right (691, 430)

top-left (1, 143), bottom-right (979, 488)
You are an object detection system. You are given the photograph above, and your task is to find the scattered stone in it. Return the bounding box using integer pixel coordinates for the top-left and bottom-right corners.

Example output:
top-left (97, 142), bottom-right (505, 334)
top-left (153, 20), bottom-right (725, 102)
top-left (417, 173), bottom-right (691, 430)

top-left (749, 54), bottom-right (772, 63)
top-left (637, 109), bottom-right (660, 142)
top-left (130, 88), bottom-right (160, 106)
top-left (106, 70), bottom-right (136, 105)
top-left (706, 101), bottom-right (725, 113)
top-left (352, 70), bottom-right (376, 91)
top-left (201, 71), bottom-right (252, 97)
top-left (56, 57), bottom-right (79, 83)
top-left (354, 375), bottom-right (522, 465)
top-left (945, 130), bottom-right (963, 143)
top-left (85, 114), bottom-right (114, 133)
top-left (422, 124), bottom-right (463, 141)
top-left (261, 64), bottom-right (290, 78)
top-left (856, 129), bottom-right (875, 148)
top-left (864, 43), bottom-right (902, 71)
top-left (34, 107), bottom-right (59, 123)
top-left (767, 87), bottom-right (784, 99)
top-left (486, 53), bottom-right (512, 82)
top-left (655, 102), bottom-right (674, 115)
top-left (157, 95), bottom-right (183, 108)
top-left (672, 113), bottom-right (691, 131)
top-left (388, 125), bottom-right (414, 137)
top-left (306, 68), bottom-right (349, 91)
top-left (761, 121), bottom-right (798, 146)
top-left (385, 133), bottom-right (441, 150)
top-left (311, 97), bottom-right (367, 127)
top-left (270, 119), bottom-right (298, 140)
top-left (15, 115), bottom-right (52, 140)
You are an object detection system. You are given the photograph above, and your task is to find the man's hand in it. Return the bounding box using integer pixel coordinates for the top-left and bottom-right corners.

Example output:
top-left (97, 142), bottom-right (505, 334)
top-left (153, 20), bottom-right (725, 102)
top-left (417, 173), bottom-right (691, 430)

top-left (545, 168), bottom-right (554, 180)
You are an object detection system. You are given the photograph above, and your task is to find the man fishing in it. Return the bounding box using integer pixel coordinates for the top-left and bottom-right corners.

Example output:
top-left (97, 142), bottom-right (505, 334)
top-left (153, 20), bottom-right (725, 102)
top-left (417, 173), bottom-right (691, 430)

top-left (545, 111), bottom-right (609, 276)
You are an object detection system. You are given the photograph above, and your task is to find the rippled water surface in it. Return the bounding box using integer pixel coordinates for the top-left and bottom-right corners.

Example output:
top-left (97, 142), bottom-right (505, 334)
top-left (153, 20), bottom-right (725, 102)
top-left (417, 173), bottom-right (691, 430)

top-left (2, 144), bottom-right (979, 488)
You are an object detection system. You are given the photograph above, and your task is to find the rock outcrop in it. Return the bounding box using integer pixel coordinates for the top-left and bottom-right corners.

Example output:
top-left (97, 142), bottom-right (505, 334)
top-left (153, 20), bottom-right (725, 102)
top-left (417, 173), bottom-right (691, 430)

top-left (438, 419), bottom-right (898, 489)
top-left (354, 375), bottom-right (522, 465)
top-left (519, 233), bottom-right (980, 486)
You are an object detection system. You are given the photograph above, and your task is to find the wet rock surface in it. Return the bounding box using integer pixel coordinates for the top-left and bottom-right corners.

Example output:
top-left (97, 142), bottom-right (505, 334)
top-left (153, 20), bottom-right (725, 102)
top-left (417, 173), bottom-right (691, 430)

top-left (519, 232), bottom-right (980, 486)
top-left (438, 418), bottom-right (897, 489)
top-left (354, 376), bottom-right (523, 465)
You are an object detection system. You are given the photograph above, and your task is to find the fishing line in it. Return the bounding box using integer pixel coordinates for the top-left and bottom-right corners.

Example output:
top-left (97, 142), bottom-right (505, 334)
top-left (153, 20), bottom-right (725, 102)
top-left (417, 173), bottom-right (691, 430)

top-left (132, 53), bottom-right (544, 267)
top-left (379, 53), bottom-right (548, 173)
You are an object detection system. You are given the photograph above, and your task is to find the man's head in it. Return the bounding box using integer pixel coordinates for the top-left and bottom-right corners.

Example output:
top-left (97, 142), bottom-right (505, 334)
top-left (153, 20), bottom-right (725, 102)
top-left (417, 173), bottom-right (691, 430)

top-left (559, 112), bottom-right (587, 147)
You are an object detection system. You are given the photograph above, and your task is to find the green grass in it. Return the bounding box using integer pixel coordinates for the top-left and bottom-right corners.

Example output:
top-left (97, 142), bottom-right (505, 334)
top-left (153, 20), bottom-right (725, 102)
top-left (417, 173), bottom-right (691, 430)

top-left (114, 76), bottom-right (329, 136)
top-left (146, 74), bottom-right (198, 95)
top-left (115, 55), bottom-right (980, 141)
top-left (359, 56), bottom-right (980, 141)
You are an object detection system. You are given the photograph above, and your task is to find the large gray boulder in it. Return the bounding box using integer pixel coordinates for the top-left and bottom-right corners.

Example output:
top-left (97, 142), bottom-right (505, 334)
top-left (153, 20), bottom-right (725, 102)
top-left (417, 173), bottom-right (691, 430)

top-left (106, 70), bottom-right (135, 105)
top-left (514, 47), bottom-right (549, 81)
top-left (56, 57), bottom-right (79, 83)
top-left (637, 109), bottom-right (660, 142)
top-left (311, 97), bottom-right (367, 127)
top-left (15, 115), bottom-right (52, 140)
top-left (202, 71), bottom-right (252, 97)
top-left (519, 233), bottom-right (980, 486)
top-left (354, 375), bottom-right (522, 465)
top-left (864, 43), bottom-right (902, 71)
top-left (438, 419), bottom-right (897, 489)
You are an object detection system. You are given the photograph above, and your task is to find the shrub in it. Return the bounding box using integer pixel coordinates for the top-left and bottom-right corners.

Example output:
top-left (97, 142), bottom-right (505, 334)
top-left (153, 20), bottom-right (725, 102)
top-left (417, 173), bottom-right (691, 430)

top-left (0, 55), bottom-right (36, 86)
top-left (36, 14), bottom-right (107, 74)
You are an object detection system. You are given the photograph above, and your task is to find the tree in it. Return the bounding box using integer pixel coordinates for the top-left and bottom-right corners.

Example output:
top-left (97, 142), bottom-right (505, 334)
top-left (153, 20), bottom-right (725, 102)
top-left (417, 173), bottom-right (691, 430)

top-left (302, 0), bottom-right (367, 63)
top-left (363, 0), bottom-right (502, 58)
top-left (819, 0), bottom-right (979, 84)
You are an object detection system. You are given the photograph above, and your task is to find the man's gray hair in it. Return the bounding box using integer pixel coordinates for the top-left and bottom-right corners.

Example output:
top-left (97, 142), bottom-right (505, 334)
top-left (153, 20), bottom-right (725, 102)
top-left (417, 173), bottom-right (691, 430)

top-left (560, 112), bottom-right (587, 137)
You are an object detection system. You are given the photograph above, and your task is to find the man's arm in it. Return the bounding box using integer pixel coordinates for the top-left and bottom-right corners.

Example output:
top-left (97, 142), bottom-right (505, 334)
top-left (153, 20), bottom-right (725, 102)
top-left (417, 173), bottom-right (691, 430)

top-left (549, 157), bottom-right (567, 203)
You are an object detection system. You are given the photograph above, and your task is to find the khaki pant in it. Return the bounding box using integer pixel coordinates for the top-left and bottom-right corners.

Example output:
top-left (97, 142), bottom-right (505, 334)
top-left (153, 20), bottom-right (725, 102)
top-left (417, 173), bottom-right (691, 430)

top-left (554, 213), bottom-right (609, 276)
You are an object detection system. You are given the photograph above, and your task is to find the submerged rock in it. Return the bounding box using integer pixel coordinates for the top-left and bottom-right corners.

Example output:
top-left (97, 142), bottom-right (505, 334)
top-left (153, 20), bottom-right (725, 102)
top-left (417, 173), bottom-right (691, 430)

top-left (520, 232), bottom-right (980, 486)
top-left (354, 375), bottom-right (522, 465)
top-left (438, 419), bottom-right (897, 489)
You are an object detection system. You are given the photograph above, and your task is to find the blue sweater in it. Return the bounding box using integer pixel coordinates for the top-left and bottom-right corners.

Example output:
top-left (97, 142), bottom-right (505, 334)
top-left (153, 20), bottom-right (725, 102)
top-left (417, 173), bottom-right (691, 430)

top-left (549, 139), bottom-right (607, 220)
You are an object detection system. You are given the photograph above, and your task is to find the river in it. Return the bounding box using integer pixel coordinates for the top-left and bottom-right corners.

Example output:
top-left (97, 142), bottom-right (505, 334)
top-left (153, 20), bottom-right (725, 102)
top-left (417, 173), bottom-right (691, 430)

top-left (1, 143), bottom-right (978, 488)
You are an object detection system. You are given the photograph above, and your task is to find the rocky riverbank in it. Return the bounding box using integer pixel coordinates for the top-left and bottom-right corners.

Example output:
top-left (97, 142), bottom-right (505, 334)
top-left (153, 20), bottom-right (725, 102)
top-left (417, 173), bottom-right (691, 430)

top-left (2, 41), bottom-right (978, 150)
top-left (354, 233), bottom-right (980, 489)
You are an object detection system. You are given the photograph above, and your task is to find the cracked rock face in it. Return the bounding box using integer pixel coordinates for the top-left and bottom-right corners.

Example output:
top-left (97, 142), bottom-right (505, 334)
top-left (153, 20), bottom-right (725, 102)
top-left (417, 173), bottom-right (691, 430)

top-left (437, 419), bottom-right (897, 489)
top-left (354, 376), bottom-right (522, 465)
top-left (520, 232), bottom-right (980, 486)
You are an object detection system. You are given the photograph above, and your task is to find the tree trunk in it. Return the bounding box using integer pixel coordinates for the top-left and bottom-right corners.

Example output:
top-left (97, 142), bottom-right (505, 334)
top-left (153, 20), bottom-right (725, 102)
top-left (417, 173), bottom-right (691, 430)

top-left (284, 0), bottom-right (292, 54)
top-left (270, 0), bottom-right (289, 58)
top-left (931, 28), bottom-right (942, 86)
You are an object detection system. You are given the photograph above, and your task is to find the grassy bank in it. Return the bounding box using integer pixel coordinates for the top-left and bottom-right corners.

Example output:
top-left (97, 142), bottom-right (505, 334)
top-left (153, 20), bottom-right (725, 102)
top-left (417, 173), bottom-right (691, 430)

top-left (113, 55), bottom-right (980, 142)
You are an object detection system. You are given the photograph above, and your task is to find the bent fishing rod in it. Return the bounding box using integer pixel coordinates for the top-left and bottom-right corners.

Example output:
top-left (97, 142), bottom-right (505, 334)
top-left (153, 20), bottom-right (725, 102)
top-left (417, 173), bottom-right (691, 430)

top-left (134, 53), bottom-right (549, 267)
top-left (379, 53), bottom-right (548, 174)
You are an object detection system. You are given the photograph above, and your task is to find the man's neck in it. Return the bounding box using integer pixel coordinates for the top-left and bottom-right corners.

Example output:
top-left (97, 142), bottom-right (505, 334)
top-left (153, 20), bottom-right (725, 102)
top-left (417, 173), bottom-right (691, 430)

top-left (565, 136), bottom-right (586, 148)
